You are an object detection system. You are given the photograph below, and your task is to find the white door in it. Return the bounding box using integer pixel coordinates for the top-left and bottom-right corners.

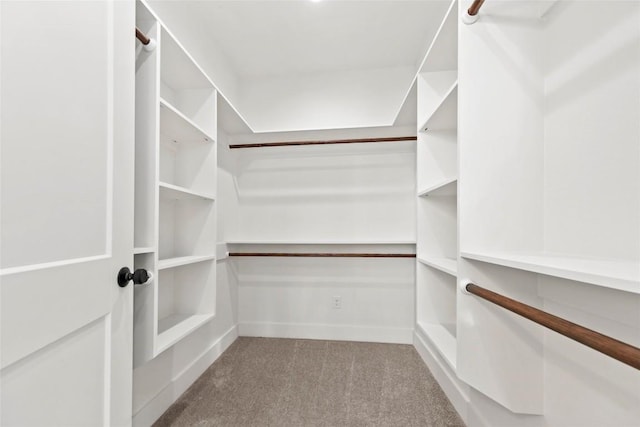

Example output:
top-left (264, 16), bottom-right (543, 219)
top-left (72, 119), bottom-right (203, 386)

top-left (1, 1), bottom-right (134, 425)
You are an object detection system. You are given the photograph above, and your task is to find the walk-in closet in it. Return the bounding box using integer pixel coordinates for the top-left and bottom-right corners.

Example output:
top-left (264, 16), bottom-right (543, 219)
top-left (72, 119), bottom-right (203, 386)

top-left (1, 0), bottom-right (638, 426)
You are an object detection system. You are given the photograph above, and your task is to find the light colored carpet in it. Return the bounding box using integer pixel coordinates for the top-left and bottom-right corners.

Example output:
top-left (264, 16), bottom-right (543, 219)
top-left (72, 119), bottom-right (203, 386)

top-left (153, 337), bottom-right (465, 427)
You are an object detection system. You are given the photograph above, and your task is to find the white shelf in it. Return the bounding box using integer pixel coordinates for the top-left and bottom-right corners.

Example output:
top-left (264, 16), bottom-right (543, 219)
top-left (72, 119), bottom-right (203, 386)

top-left (417, 321), bottom-right (457, 371)
top-left (423, 85), bottom-right (457, 132)
top-left (159, 98), bottom-right (215, 144)
top-left (461, 251), bottom-right (640, 294)
top-left (158, 254), bottom-right (216, 270)
top-left (159, 181), bottom-right (215, 201)
top-left (417, 70), bottom-right (458, 131)
top-left (134, 247), bottom-right (155, 255)
top-left (156, 313), bottom-right (214, 354)
top-left (417, 256), bottom-right (457, 276)
top-left (417, 178), bottom-right (457, 197)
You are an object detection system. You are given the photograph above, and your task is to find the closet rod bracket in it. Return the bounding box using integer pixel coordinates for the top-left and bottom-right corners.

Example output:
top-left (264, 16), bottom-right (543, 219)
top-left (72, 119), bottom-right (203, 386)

top-left (136, 27), bottom-right (156, 52)
top-left (462, 0), bottom-right (485, 25)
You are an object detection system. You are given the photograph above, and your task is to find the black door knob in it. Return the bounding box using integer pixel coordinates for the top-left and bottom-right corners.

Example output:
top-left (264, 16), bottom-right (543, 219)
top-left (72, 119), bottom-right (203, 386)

top-left (117, 267), bottom-right (152, 287)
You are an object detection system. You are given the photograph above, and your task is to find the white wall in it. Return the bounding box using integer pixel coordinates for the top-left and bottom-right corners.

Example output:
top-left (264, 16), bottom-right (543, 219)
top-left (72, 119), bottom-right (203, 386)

top-left (216, 128), bottom-right (241, 242)
top-left (235, 251), bottom-right (415, 344)
top-left (237, 66), bottom-right (416, 132)
top-left (227, 126), bottom-right (417, 243)
top-left (543, 0), bottom-right (640, 261)
top-left (458, 0), bottom-right (544, 255)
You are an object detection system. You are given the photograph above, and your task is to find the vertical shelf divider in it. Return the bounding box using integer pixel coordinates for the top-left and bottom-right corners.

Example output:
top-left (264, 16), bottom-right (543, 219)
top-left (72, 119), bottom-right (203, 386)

top-left (415, 0), bottom-right (460, 375)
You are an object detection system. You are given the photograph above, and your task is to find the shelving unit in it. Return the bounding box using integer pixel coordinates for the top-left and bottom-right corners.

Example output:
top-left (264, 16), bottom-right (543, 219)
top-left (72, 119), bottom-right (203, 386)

top-left (455, 0), bottom-right (640, 416)
top-left (133, 0), bottom-right (217, 366)
top-left (414, 0), bottom-right (459, 375)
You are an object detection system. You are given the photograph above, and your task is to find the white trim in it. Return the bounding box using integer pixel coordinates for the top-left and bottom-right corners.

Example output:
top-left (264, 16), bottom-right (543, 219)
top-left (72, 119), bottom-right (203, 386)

top-left (132, 325), bottom-right (238, 427)
top-left (239, 322), bottom-right (413, 344)
top-left (0, 254), bottom-right (110, 276)
top-left (413, 330), bottom-right (470, 424)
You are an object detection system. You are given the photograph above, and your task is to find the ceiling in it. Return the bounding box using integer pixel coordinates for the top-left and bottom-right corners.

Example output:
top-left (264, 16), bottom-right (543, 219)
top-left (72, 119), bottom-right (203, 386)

top-left (170, 0), bottom-right (451, 78)
top-left (148, 0), bottom-right (451, 131)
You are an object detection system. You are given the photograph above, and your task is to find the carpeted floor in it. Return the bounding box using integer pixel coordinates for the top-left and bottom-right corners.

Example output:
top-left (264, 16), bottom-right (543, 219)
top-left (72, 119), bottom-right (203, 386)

top-left (153, 337), bottom-right (466, 427)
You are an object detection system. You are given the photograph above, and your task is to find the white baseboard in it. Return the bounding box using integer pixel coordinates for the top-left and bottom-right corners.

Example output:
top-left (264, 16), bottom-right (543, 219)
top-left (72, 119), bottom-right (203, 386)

top-left (132, 325), bottom-right (238, 427)
top-left (413, 330), bottom-right (470, 423)
top-left (238, 321), bottom-right (413, 344)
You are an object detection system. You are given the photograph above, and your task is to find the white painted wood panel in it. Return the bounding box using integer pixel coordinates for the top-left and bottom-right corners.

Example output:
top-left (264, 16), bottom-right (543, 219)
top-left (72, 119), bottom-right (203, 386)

top-left (236, 256), bottom-right (415, 344)
top-left (1, 1), bottom-right (135, 425)
top-left (1, 319), bottom-right (108, 426)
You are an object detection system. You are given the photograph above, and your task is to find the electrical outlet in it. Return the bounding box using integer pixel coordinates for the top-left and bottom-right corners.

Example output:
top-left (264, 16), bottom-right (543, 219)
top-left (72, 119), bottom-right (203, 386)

top-left (332, 296), bottom-right (342, 309)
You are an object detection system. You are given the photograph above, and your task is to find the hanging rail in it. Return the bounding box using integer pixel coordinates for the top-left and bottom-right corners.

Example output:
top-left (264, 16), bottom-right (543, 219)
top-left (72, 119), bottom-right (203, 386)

top-left (136, 27), bottom-right (150, 45)
top-left (136, 27), bottom-right (156, 51)
top-left (465, 283), bottom-right (640, 370)
top-left (229, 136), bottom-right (416, 149)
top-left (468, 0), bottom-right (486, 16)
top-left (229, 252), bottom-right (415, 258)
top-left (463, 0), bottom-right (486, 24)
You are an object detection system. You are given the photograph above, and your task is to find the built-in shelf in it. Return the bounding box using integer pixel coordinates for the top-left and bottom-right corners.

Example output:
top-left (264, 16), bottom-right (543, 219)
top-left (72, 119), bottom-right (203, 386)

top-left (461, 251), bottom-right (640, 294)
top-left (134, 5), bottom-right (218, 364)
top-left (414, 0), bottom-right (459, 387)
top-left (417, 256), bottom-right (457, 276)
top-left (156, 313), bottom-right (214, 354)
top-left (418, 81), bottom-right (458, 132)
top-left (417, 177), bottom-right (457, 197)
top-left (158, 254), bottom-right (216, 270)
top-left (134, 247), bottom-right (155, 255)
top-left (417, 321), bottom-right (457, 371)
top-left (159, 182), bottom-right (215, 201)
top-left (159, 98), bottom-right (215, 144)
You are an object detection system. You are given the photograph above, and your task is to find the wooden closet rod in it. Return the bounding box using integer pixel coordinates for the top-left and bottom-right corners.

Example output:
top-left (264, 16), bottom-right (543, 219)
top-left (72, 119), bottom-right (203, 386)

top-left (136, 27), bottom-right (150, 45)
top-left (467, 0), bottom-right (486, 16)
top-left (136, 27), bottom-right (156, 51)
top-left (229, 252), bottom-right (416, 258)
top-left (229, 136), bottom-right (417, 149)
top-left (465, 283), bottom-right (640, 370)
